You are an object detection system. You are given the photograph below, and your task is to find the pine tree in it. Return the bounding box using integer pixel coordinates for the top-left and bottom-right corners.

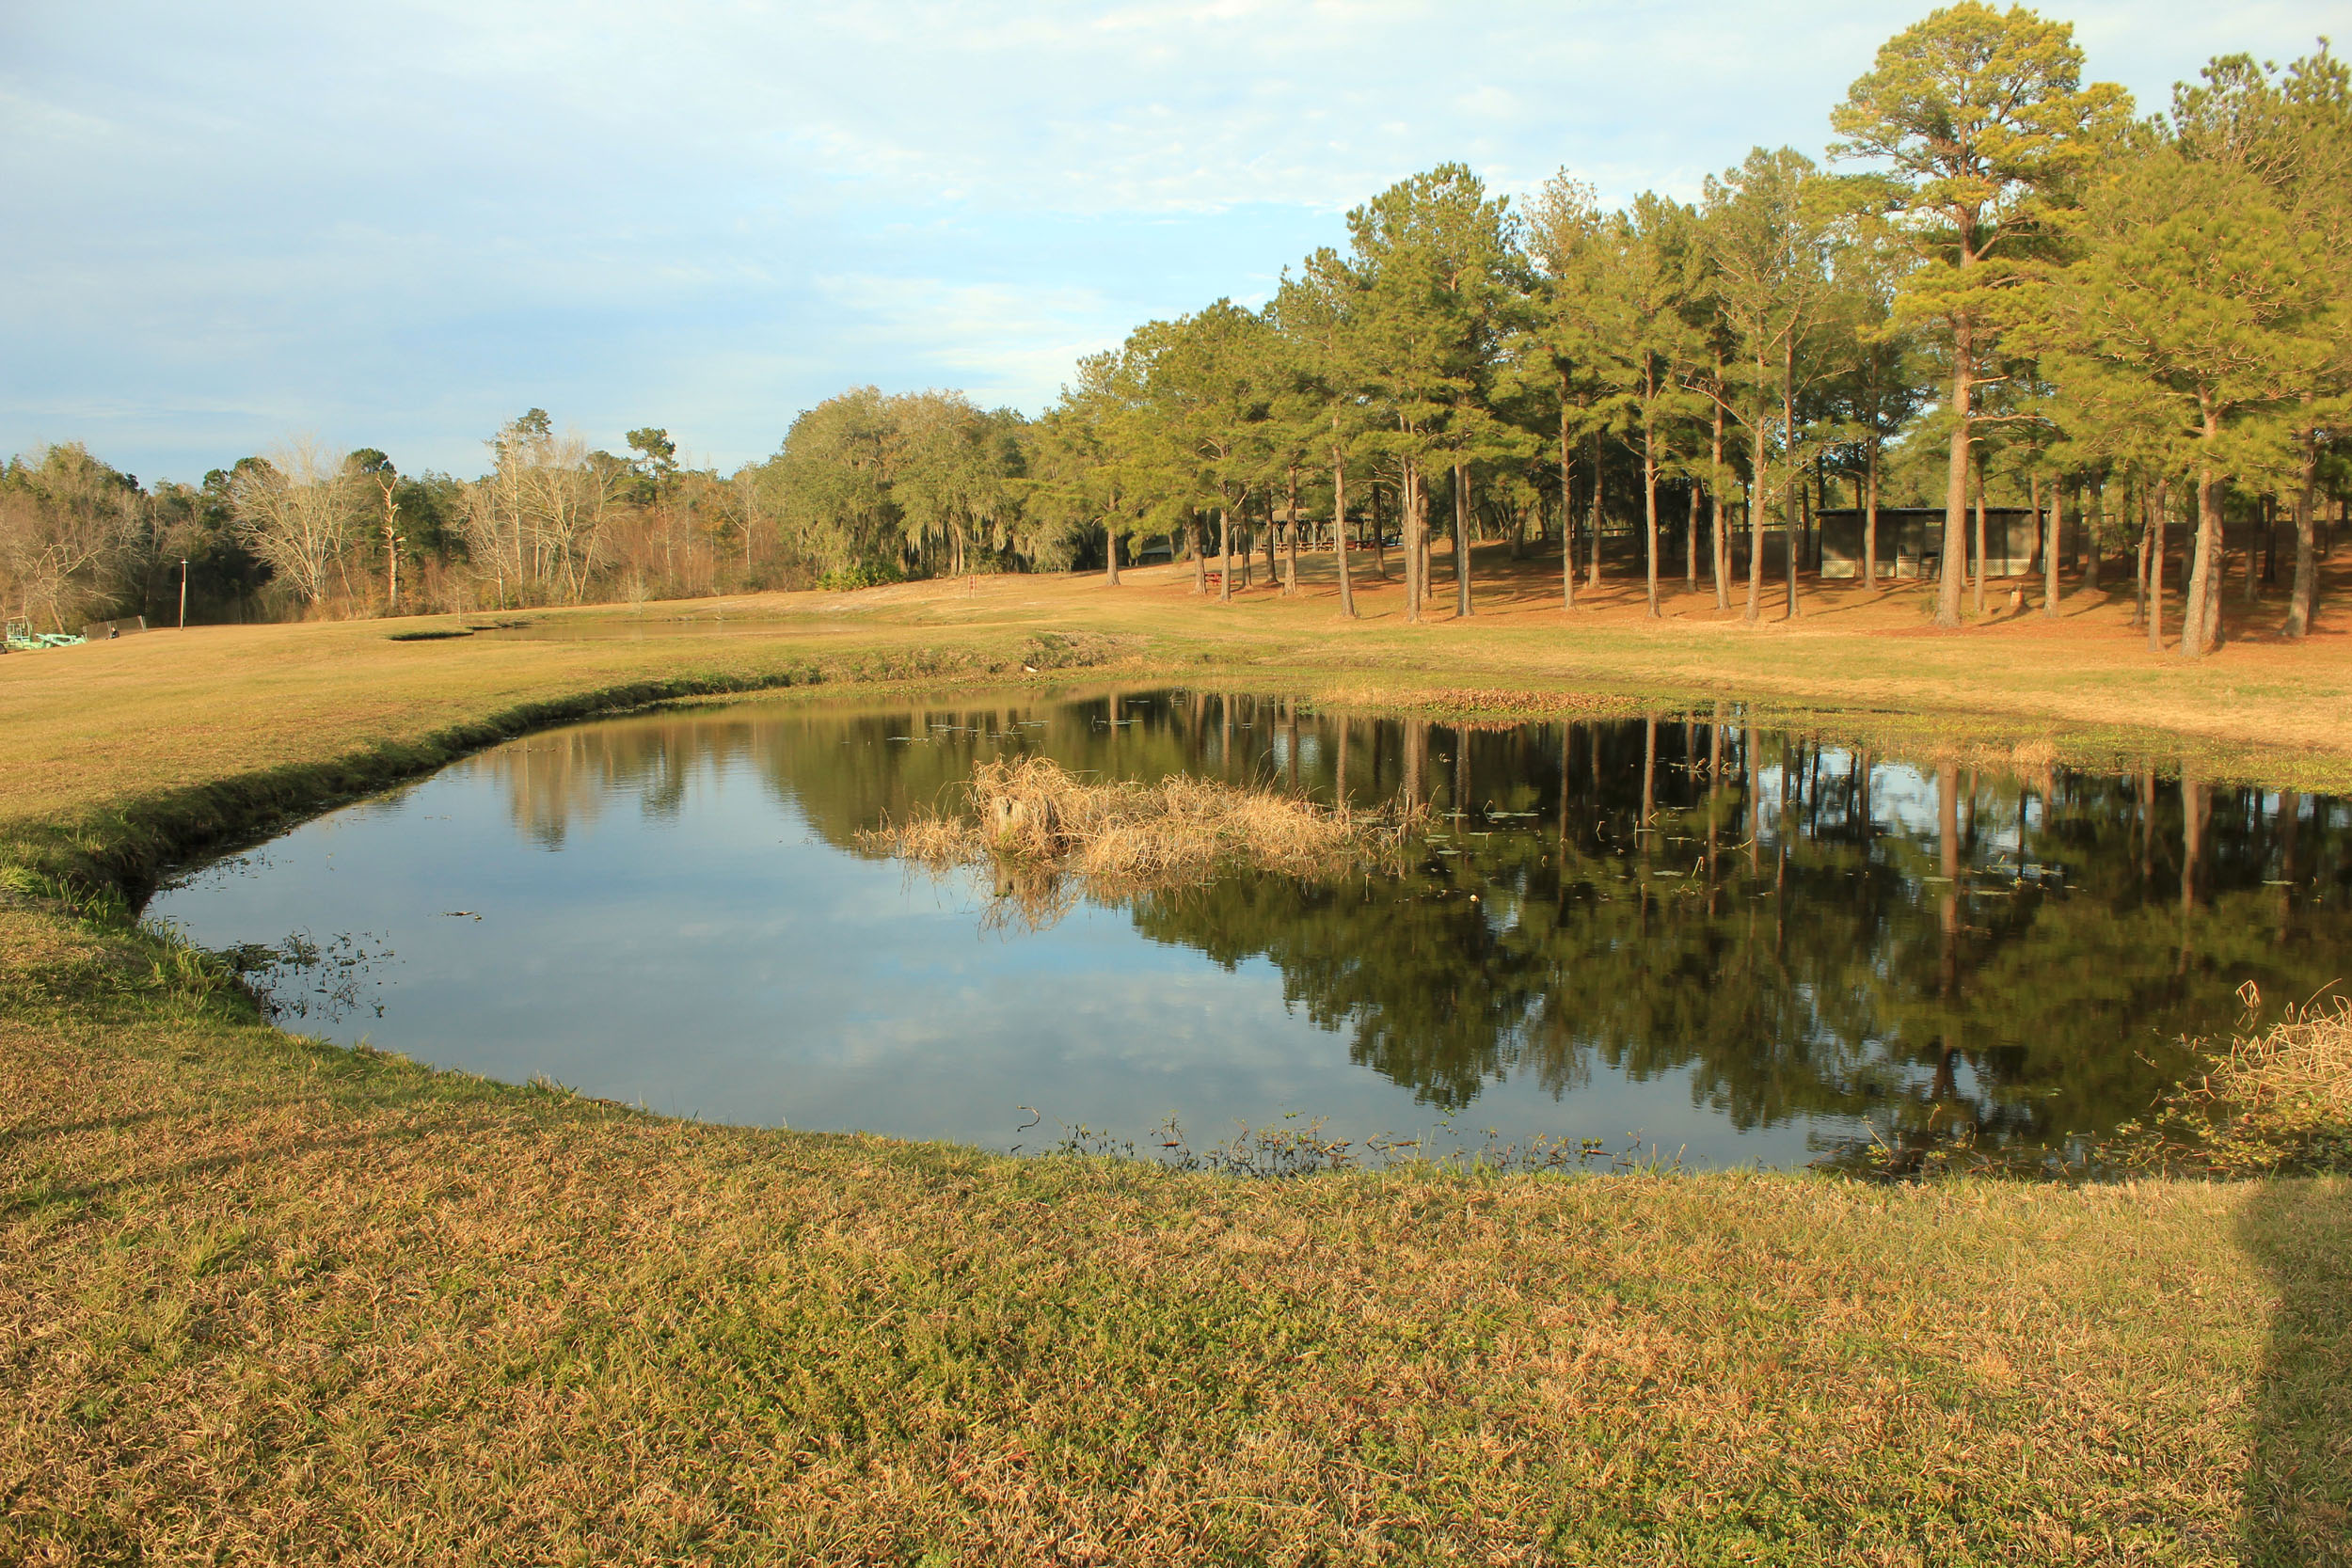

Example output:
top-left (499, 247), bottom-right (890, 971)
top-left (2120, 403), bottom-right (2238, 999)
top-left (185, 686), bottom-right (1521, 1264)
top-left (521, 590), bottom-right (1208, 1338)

top-left (1345, 166), bottom-right (1518, 625)
top-left (1832, 3), bottom-right (2131, 628)
top-left (2170, 43), bottom-right (2352, 639)
top-left (1523, 173), bottom-right (1610, 612)
top-left (1271, 251), bottom-right (1375, 618)
top-left (2044, 144), bottom-right (2335, 657)
top-left (1702, 148), bottom-right (1835, 625)
top-left (1592, 195), bottom-right (1708, 618)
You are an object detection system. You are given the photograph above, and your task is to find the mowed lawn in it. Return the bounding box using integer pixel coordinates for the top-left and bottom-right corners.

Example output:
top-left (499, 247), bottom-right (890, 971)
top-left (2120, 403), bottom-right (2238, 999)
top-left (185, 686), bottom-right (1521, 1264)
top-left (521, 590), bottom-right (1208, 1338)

top-left (4, 551), bottom-right (2349, 1563)
top-left (4, 544), bottom-right (2350, 845)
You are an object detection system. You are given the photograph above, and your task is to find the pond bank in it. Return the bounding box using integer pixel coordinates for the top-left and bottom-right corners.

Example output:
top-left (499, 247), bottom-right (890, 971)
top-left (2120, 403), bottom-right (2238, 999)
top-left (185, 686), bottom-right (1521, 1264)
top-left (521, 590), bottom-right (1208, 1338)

top-left (4, 601), bottom-right (2350, 1560)
top-left (4, 908), bottom-right (2347, 1562)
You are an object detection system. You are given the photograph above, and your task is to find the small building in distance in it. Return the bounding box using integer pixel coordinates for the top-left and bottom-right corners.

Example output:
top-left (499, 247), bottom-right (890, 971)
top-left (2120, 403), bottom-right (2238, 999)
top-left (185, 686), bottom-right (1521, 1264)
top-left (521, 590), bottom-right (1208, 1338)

top-left (81, 615), bottom-right (148, 641)
top-left (1816, 507), bottom-right (2071, 580)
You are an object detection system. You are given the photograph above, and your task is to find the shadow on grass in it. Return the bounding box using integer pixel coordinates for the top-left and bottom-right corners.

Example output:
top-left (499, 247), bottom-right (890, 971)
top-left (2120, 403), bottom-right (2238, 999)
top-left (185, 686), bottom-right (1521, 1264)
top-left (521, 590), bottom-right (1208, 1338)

top-left (2240, 1178), bottom-right (2352, 1565)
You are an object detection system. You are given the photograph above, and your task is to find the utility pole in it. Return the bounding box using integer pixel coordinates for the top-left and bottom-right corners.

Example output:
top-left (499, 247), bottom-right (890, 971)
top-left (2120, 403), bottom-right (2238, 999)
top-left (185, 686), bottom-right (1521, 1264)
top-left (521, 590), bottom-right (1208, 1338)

top-left (178, 559), bottom-right (189, 629)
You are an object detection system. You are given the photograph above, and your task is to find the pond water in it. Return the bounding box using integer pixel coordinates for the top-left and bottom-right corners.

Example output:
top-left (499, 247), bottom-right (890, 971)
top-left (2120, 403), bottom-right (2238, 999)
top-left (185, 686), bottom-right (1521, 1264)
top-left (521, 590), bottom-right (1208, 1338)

top-left (147, 689), bottom-right (2352, 1171)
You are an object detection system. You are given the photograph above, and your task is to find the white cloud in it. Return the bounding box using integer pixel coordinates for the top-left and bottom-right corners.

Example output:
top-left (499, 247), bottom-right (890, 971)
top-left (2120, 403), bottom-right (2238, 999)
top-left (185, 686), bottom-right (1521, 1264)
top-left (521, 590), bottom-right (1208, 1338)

top-left (5, 0), bottom-right (2340, 478)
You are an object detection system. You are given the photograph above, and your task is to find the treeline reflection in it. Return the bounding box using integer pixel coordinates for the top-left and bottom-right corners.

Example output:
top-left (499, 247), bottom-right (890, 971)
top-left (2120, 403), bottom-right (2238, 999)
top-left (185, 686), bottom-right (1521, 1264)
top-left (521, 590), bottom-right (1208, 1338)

top-left (471, 690), bottom-right (2352, 1161)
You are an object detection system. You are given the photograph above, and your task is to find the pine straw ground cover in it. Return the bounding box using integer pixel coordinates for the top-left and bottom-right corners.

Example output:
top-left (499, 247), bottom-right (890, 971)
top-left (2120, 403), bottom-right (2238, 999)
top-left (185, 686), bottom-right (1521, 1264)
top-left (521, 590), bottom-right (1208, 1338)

top-left (2, 908), bottom-right (2347, 1566)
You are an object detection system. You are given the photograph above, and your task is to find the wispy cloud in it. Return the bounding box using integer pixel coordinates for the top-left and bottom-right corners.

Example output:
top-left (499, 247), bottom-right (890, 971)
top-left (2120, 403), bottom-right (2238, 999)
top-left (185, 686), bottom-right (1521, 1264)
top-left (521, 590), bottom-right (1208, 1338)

top-left (3, 0), bottom-right (2337, 479)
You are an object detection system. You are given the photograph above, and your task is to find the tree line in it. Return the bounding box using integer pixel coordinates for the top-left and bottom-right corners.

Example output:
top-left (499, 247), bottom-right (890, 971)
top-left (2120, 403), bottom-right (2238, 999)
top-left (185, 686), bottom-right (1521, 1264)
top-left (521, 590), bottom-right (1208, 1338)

top-left (998, 5), bottom-right (2347, 653)
top-left (5, 5), bottom-right (2343, 653)
top-left (0, 414), bottom-right (772, 630)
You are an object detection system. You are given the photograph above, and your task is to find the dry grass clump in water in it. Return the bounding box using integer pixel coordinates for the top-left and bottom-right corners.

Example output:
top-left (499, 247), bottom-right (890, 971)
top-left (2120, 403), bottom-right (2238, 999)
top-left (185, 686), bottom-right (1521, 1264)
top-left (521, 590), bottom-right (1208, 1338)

top-left (860, 755), bottom-right (1422, 888)
top-left (2116, 986), bottom-right (2352, 1175)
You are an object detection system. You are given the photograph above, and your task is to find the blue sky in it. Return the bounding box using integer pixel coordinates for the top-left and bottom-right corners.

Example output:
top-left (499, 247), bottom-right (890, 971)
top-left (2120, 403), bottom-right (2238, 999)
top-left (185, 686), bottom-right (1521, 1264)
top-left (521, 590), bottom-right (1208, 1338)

top-left (3, 0), bottom-right (2338, 484)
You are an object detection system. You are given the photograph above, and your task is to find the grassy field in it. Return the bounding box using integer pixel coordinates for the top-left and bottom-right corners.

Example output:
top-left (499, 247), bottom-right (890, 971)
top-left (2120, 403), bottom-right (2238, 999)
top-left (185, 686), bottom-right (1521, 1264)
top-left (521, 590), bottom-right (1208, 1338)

top-left (4, 545), bottom-right (2350, 871)
top-left (4, 553), bottom-right (2349, 1563)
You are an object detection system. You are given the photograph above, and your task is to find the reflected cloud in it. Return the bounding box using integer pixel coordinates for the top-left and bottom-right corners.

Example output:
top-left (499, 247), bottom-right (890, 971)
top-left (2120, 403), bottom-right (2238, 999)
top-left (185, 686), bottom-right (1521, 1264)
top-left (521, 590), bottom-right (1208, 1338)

top-left (151, 689), bottom-right (2352, 1165)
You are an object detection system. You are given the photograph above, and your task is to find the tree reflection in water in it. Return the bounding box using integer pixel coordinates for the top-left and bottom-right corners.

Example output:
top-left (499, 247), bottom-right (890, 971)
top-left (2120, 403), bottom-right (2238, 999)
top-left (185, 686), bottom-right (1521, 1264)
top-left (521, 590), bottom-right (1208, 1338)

top-left (474, 689), bottom-right (2351, 1166)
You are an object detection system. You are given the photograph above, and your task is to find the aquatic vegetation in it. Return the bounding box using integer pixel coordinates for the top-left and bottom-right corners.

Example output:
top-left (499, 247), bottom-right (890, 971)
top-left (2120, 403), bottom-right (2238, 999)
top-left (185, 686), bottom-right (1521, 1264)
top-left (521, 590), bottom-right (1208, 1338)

top-left (859, 753), bottom-right (1425, 890)
top-left (2113, 987), bottom-right (2352, 1176)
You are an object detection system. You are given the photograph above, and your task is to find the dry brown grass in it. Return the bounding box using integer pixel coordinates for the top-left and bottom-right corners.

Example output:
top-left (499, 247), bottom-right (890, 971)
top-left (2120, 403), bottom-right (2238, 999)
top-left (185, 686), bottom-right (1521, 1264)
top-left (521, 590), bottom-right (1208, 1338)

top-left (3, 538), bottom-right (2349, 875)
top-left (5, 923), bottom-right (2347, 1564)
top-left (860, 754), bottom-right (1424, 888)
top-left (5, 549), bottom-right (2352, 1560)
top-left (2122, 989), bottom-right (2352, 1176)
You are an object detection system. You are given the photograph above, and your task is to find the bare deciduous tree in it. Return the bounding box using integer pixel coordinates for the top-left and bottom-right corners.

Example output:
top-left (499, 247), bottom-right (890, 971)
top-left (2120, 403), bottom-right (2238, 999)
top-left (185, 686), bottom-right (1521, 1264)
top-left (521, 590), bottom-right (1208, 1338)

top-left (460, 410), bottom-right (614, 606)
top-left (0, 443), bottom-right (142, 631)
top-left (227, 438), bottom-right (364, 613)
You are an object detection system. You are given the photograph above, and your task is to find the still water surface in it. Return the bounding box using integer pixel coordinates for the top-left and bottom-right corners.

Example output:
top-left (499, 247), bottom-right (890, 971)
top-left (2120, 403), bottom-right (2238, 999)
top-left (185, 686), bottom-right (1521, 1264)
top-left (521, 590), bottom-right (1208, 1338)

top-left (148, 689), bottom-right (2351, 1168)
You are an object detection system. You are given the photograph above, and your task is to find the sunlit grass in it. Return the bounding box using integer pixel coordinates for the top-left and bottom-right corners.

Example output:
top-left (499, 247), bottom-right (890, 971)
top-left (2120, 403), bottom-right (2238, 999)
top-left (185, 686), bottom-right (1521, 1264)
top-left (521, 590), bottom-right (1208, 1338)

top-left (3, 559), bottom-right (2350, 1560)
top-left (3, 912), bottom-right (2344, 1563)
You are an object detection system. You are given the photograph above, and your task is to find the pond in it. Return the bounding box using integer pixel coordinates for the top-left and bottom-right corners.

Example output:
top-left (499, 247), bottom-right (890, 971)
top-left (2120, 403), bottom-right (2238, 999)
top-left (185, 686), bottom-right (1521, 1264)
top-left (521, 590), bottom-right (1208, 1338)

top-left (147, 689), bottom-right (2352, 1171)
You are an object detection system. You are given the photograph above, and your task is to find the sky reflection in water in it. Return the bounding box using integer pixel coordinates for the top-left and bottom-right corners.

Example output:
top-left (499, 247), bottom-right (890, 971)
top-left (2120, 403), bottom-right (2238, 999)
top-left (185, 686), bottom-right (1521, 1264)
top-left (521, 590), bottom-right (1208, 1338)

top-left (147, 689), bottom-right (2352, 1169)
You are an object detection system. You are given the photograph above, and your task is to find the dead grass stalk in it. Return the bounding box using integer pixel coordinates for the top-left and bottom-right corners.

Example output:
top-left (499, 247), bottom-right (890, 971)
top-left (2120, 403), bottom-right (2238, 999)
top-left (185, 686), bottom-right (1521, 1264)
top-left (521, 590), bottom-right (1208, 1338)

top-left (2117, 986), bottom-right (2352, 1175)
top-left (860, 755), bottom-right (1423, 890)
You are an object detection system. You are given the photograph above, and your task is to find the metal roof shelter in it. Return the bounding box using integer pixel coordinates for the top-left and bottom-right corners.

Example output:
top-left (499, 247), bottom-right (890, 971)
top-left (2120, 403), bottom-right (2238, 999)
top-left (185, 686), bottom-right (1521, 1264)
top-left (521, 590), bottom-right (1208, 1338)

top-left (1816, 507), bottom-right (2069, 580)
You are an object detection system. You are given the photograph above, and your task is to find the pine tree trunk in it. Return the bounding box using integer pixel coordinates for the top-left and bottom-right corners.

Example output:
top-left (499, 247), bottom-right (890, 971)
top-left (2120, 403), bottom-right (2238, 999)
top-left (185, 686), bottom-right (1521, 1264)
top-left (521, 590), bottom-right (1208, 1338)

top-left (1783, 355), bottom-right (1801, 621)
top-left (2201, 499), bottom-right (2224, 651)
top-left (1587, 432), bottom-right (1603, 591)
top-left (2246, 496), bottom-right (2265, 605)
top-left (1421, 472), bottom-right (1436, 607)
top-left (1971, 451), bottom-right (1987, 617)
top-left (1333, 452), bottom-right (1357, 619)
top-left (2285, 435), bottom-right (2318, 639)
top-left (2130, 482), bottom-right (2147, 626)
top-left (1105, 522), bottom-right (1120, 586)
top-left (2183, 410), bottom-right (2221, 658)
top-left (2026, 470), bottom-right (2043, 582)
top-left (2147, 481), bottom-right (2169, 653)
top-left (1404, 462), bottom-right (1423, 624)
top-left (1643, 413), bottom-right (1661, 619)
top-left (1560, 397), bottom-right (1577, 611)
top-left (1191, 519), bottom-right (1206, 594)
top-left (2043, 478), bottom-right (2061, 618)
top-left (2086, 477), bottom-right (2103, 591)
top-left (1784, 456), bottom-right (1801, 620)
top-left (1746, 359), bottom-right (1766, 625)
top-left (1864, 439), bottom-right (1880, 592)
top-left (1454, 461), bottom-right (1473, 617)
top-left (1217, 507), bottom-right (1232, 603)
top-left (1936, 297), bottom-right (1973, 628)
top-left (1287, 473), bottom-right (1302, 596)
top-left (1685, 480), bottom-right (1699, 592)
top-left (1710, 398), bottom-right (1728, 610)
top-left (2239, 493), bottom-right (2258, 606)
